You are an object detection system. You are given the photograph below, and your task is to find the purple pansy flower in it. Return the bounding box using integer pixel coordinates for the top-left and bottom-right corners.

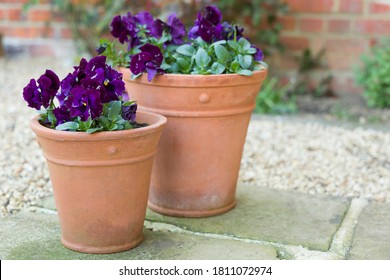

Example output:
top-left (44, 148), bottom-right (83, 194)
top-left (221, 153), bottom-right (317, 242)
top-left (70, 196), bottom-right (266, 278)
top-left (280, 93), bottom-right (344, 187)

top-left (23, 79), bottom-right (42, 110)
top-left (122, 103), bottom-right (137, 122)
top-left (110, 13), bottom-right (137, 45)
top-left (204, 6), bottom-right (222, 26)
top-left (254, 47), bottom-right (264, 62)
top-left (166, 14), bottom-right (186, 45)
top-left (66, 86), bottom-right (102, 121)
top-left (150, 14), bottom-right (186, 45)
top-left (53, 105), bottom-right (71, 125)
top-left (23, 70), bottom-right (60, 110)
top-left (100, 66), bottom-right (125, 103)
top-left (130, 44), bottom-right (164, 82)
top-left (134, 11), bottom-right (154, 30)
top-left (188, 6), bottom-right (223, 43)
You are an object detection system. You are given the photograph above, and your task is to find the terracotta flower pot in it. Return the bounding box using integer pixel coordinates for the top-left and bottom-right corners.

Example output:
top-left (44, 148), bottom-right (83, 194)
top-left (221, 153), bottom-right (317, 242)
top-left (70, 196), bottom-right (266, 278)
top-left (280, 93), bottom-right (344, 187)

top-left (30, 111), bottom-right (166, 254)
top-left (120, 69), bottom-right (267, 217)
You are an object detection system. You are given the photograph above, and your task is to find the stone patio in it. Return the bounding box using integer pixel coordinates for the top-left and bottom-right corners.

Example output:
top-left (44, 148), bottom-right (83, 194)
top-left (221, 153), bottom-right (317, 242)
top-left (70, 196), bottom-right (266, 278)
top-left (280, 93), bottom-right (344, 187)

top-left (1, 184), bottom-right (389, 260)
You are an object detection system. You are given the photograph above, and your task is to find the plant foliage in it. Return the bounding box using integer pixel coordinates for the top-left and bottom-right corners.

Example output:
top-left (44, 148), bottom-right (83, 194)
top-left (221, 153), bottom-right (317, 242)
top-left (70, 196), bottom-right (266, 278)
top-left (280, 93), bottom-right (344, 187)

top-left (356, 41), bottom-right (390, 108)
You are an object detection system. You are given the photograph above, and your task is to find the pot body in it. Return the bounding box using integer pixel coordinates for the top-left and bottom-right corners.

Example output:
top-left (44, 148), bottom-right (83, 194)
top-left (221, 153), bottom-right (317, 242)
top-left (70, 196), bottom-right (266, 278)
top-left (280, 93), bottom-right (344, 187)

top-left (121, 70), bottom-right (267, 217)
top-left (31, 111), bottom-right (166, 253)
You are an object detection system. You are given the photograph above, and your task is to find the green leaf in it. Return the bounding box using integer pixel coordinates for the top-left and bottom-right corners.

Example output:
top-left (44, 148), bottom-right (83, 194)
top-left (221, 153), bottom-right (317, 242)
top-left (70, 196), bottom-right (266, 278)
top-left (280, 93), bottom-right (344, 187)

top-left (238, 37), bottom-right (251, 51)
top-left (86, 127), bottom-right (103, 134)
top-left (195, 48), bottom-right (211, 68)
top-left (237, 69), bottom-right (253, 76)
top-left (109, 124), bottom-right (119, 131)
top-left (131, 73), bottom-right (142, 80)
top-left (214, 44), bottom-right (231, 64)
top-left (176, 44), bottom-right (196, 57)
top-left (108, 101), bottom-right (122, 122)
top-left (47, 110), bottom-right (56, 126)
top-left (211, 62), bottom-right (226, 74)
top-left (239, 55), bottom-right (253, 69)
top-left (55, 122), bottom-right (79, 131)
top-left (211, 40), bottom-right (227, 47)
top-left (176, 57), bottom-right (190, 72)
top-left (246, 47), bottom-right (258, 54)
top-left (230, 60), bottom-right (240, 72)
top-left (227, 40), bottom-right (239, 51)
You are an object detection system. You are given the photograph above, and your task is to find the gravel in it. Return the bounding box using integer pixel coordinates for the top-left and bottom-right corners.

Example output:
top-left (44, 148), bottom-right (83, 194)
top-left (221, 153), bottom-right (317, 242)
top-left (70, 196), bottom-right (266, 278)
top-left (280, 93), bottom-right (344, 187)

top-left (1, 57), bottom-right (389, 218)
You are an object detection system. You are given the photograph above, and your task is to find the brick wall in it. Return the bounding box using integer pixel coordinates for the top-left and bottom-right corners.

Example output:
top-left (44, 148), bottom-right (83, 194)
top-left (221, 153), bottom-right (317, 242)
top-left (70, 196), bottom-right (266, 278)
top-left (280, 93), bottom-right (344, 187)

top-left (274, 0), bottom-right (390, 95)
top-left (0, 0), bottom-right (74, 57)
top-left (1, 0), bottom-right (390, 95)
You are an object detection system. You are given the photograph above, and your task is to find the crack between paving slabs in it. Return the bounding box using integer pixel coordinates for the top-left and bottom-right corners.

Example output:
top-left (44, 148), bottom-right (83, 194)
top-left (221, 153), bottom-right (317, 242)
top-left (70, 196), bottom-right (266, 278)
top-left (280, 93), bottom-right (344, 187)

top-left (143, 220), bottom-right (340, 260)
top-left (328, 198), bottom-right (369, 259)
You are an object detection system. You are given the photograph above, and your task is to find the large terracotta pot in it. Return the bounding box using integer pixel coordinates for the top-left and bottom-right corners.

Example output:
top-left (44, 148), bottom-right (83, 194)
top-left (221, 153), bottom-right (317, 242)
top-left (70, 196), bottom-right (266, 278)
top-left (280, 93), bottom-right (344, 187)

top-left (121, 69), bottom-right (267, 217)
top-left (30, 111), bottom-right (166, 254)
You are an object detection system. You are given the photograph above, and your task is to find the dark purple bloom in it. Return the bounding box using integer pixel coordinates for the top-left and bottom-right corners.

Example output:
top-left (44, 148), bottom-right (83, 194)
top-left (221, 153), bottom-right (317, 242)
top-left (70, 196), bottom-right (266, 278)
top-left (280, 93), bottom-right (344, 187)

top-left (254, 47), bottom-right (264, 62)
top-left (134, 11), bottom-right (154, 30)
top-left (121, 102), bottom-right (137, 122)
top-left (130, 44), bottom-right (164, 82)
top-left (59, 56), bottom-right (124, 106)
top-left (198, 17), bottom-right (216, 42)
top-left (204, 6), bottom-right (222, 26)
top-left (23, 70), bottom-right (60, 110)
top-left (53, 105), bottom-right (71, 125)
top-left (38, 70), bottom-right (60, 99)
top-left (110, 13), bottom-right (137, 44)
top-left (100, 66), bottom-right (125, 103)
top-left (187, 13), bottom-right (202, 39)
top-left (150, 14), bottom-right (186, 45)
top-left (166, 14), bottom-right (186, 45)
top-left (188, 6), bottom-right (223, 42)
top-left (150, 19), bottom-right (165, 38)
top-left (23, 79), bottom-right (42, 110)
top-left (66, 86), bottom-right (102, 121)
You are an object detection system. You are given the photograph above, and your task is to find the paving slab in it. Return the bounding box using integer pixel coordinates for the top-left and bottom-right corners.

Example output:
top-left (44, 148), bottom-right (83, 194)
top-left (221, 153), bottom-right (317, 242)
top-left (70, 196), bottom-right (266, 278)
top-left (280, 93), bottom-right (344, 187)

top-left (348, 203), bottom-right (390, 260)
top-left (146, 185), bottom-right (351, 251)
top-left (0, 211), bottom-right (277, 260)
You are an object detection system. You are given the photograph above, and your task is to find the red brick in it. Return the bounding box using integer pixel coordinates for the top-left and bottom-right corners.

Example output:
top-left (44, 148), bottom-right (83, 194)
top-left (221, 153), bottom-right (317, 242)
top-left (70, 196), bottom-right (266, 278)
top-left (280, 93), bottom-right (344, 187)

top-left (61, 27), bottom-right (73, 39)
top-left (300, 18), bottom-right (324, 32)
top-left (286, 0), bottom-right (334, 13)
top-left (280, 36), bottom-right (310, 50)
top-left (279, 16), bottom-right (296, 31)
top-left (328, 19), bottom-right (351, 33)
top-left (370, 1), bottom-right (390, 14)
top-left (7, 26), bottom-right (53, 38)
top-left (0, 9), bottom-right (4, 20)
top-left (339, 0), bottom-right (363, 14)
top-left (354, 19), bottom-right (390, 35)
top-left (324, 38), bottom-right (367, 53)
top-left (8, 8), bottom-right (23, 21)
top-left (28, 8), bottom-right (52, 22)
top-left (327, 52), bottom-right (362, 70)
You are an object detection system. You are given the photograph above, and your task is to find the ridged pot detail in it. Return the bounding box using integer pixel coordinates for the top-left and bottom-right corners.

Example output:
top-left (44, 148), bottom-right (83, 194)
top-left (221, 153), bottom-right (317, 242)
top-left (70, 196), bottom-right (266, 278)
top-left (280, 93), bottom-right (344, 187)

top-left (30, 111), bottom-right (166, 253)
top-left (121, 69), bottom-right (267, 218)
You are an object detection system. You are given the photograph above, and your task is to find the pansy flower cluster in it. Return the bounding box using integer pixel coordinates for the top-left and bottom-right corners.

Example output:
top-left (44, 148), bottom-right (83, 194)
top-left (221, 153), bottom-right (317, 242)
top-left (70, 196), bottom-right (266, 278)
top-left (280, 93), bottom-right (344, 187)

top-left (23, 56), bottom-right (139, 133)
top-left (99, 5), bottom-right (266, 81)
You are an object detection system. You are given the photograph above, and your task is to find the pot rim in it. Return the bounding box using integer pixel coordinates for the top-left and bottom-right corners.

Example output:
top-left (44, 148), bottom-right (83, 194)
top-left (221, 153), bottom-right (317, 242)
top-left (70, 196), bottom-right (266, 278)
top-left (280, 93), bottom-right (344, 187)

top-left (119, 67), bottom-right (268, 87)
top-left (30, 110), bottom-right (167, 141)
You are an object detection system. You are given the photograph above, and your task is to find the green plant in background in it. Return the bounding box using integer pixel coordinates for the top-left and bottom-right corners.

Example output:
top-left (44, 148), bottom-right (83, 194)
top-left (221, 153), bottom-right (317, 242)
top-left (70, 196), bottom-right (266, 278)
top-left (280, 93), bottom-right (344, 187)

top-left (24, 0), bottom-right (152, 56)
top-left (254, 76), bottom-right (297, 114)
top-left (356, 40), bottom-right (390, 109)
top-left (215, 0), bottom-right (288, 55)
top-left (292, 48), bottom-right (334, 98)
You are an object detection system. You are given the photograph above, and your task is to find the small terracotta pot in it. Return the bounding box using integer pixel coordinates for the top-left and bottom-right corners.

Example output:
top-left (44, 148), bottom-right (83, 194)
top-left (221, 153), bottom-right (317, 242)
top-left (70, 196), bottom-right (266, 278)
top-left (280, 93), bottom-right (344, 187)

top-left (121, 69), bottom-right (267, 217)
top-left (30, 111), bottom-right (166, 254)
